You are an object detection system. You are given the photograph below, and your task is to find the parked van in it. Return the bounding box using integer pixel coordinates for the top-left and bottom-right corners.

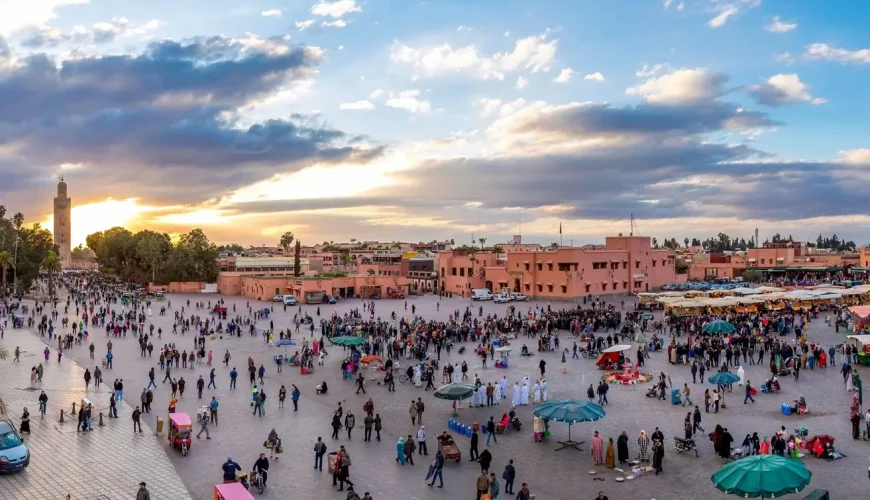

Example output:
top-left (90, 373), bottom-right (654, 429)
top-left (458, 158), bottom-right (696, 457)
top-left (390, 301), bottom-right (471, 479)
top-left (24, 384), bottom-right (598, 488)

top-left (282, 295), bottom-right (297, 306)
top-left (493, 293), bottom-right (511, 303)
top-left (471, 289), bottom-right (494, 301)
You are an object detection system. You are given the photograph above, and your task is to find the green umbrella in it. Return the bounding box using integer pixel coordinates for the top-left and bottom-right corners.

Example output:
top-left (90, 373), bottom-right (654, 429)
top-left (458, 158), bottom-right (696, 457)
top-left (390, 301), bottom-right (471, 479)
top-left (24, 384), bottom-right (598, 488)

top-left (711, 455), bottom-right (812, 498)
top-left (708, 372), bottom-right (741, 386)
top-left (433, 383), bottom-right (477, 401)
top-left (532, 399), bottom-right (606, 451)
top-left (329, 335), bottom-right (366, 347)
top-left (703, 319), bottom-right (736, 334)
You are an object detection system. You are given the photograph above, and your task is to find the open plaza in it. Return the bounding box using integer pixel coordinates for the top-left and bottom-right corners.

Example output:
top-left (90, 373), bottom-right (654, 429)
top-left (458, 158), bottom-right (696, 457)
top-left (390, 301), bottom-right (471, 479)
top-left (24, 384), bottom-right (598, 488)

top-left (2, 281), bottom-right (870, 500)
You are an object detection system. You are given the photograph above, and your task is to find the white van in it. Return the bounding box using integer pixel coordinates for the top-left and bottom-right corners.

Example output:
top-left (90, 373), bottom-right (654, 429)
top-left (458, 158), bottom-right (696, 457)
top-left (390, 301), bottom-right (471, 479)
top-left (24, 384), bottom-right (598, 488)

top-left (493, 293), bottom-right (511, 303)
top-left (471, 289), bottom-right (494, 301)
top-left (282, 295), bottom-right (297, 306)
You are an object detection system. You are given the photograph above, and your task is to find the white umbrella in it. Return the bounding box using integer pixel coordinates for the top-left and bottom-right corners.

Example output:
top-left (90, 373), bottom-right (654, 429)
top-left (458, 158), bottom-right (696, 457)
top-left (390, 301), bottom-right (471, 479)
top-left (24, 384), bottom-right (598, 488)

top-left (602, 344), bottom-right (632, 353)
top-left (496, 346), bottom-right (513, 353)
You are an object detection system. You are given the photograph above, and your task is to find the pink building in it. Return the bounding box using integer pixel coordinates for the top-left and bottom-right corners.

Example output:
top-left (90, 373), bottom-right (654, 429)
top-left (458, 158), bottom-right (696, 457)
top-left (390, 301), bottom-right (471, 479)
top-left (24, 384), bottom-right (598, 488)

top-left (438, 237), bottom-right (676, 299)
top-left (217, 273), bottom-right (409, 302)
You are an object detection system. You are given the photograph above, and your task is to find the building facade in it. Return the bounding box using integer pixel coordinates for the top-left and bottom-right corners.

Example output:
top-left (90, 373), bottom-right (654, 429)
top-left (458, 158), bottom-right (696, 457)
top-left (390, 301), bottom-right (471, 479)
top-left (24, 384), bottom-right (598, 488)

top-left (438, 236), bottom-right (677, 299)
top-left (53, 177), bottom-right (72, 268)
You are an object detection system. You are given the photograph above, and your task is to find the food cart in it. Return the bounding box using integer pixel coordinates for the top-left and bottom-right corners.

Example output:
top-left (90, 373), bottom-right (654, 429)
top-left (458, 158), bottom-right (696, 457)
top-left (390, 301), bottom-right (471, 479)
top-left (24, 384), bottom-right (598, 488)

top-left (168, 412), bottom-right (193, 456)
top-left (213, 483), bottom-right (254, 500)
top-left (437, 434), bottom-right (461, 462)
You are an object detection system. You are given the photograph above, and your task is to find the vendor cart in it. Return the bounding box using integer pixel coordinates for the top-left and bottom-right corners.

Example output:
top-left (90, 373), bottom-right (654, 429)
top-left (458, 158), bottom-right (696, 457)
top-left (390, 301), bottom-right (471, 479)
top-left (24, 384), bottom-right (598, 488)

top-left (437, 436), bottom-right (461, 463)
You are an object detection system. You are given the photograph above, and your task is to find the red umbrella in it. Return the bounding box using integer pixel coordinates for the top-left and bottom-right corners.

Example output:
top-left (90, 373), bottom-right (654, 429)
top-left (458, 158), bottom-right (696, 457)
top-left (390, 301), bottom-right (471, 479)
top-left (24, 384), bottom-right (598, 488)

top-left (803, 435), bottom-right (834, 457)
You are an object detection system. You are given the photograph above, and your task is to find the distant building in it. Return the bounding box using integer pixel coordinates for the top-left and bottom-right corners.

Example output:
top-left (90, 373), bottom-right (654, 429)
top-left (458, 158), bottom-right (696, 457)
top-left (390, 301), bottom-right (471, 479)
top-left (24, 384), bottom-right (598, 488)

top-left (53, 177), bottom-right (72, 268)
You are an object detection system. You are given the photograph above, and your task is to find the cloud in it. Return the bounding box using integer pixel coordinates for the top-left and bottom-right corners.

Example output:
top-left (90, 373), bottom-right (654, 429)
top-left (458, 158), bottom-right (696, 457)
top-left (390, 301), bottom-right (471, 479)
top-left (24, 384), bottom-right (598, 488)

top-left (553, 68), bottom-right (573, 83)
top-left (390, 31), bottom-right (556, 80)
top-left (369, 89), bottom-right (384, 99)
top-left (773, 52), bottom-right (795, 64)
top-left (765, 16), bottom-right (797, 33)
top-left (385, 90), bottom-right (431, 113)
top-left (295, 20), bottom-right (316, 30)
top-left (841, 149), bottom-right (870, 165)
top-left (626, 68), bottom-right (728, 104)
top-left (748, 74), bottom-right (825, 107)
top-left (93, 17), bottom-right (129, 44)
top-left (516, 76), bottom-right (528, 89)
top-left (19, 25), bottom-right (76, 48)
top-left (636, 63), bottom-right (670, 77)
top-left (261, 9), bottom-right (282, 17)
top-left (584, 72), bottom-right (605, 82)
top-left (0, 0), bottom-right (89, 36)
top-left (321, 20), bottom-right (347, 28)
top-left (125, 20), bottom-right (161, 37)
top-left (339, 100), bottom-right (375, 111)
top-left (708, 5), bottom-right (739, 28)
top-left (0, 35), bottom-right (383, 209)
top-left (311, 0), bottom-right (361, 18)
top-left (803, 43), bottom-right (870, 65)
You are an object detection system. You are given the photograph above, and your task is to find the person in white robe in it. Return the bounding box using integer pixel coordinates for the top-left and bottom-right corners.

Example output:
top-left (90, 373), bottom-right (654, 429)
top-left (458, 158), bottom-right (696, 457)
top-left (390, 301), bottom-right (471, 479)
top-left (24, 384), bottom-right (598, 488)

top-left (477, 385), bottom-right (487, 407)
top-left (540, 379), bottom-right (548, 402)
top-left (548, 336), bottom-right (556, 351)
top-left (521, 382), bottom-right (530, 405)
top-left (500, 377), bottom-right (509, 399)
top-left (737, 366), bottom-right (745, 386)
top-left (512, 383), bottom-right (521, 406)
top-left (532, 381), bottom-right (542, 404)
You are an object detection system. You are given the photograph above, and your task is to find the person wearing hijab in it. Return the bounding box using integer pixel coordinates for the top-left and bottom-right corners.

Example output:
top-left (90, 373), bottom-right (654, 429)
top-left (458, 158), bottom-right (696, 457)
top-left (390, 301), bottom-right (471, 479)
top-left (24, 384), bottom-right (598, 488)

top-left (637, 430), bottom-right (650, 462)
top-left (617, 431), bottom-right (629, 464)
top-left (605, 438), bottom-right (615, 468)
top-left (652, 439), bottom-right (664, 474)
top-left (396, 437), bottom-right (406, 465)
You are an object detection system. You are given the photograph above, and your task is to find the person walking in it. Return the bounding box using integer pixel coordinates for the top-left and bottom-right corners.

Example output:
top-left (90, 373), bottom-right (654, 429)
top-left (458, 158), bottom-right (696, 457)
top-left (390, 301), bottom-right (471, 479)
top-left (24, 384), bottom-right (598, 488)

top-left (209, 397), bottom-right (219, 425)
top-left (364, 413), bottom-right (373, 442)
top-left (693, 406), bottom-right (704, 434)
top-left (486, 417), bottom-right (497, 445)
top-left (475, 470), bottom-right (490, 500)
top-left (374, 414), bottom-right (382, 441)
top-left (488, 472), bottom-right (500, 499)
top-left (314, 437), bottom-right (327, 471)
top-left (469, 428), bottom-right (479, 461)
top-left (132, 406), bottom-right (143, 433)
top-left (136, 482), bottom-right (151, 500)
top-left (345, 411), bottom-right (356, 439)
top-left (278, 385), bottom-right (286, 409)
top-left (404, 435), bottom-right (416, 465)
top-left (744, 380), bottom-right (755, 404)
top-left (502, 460), bottom-right (516, 494)
top-left (416, 398), bottom-right (425, 424)
top-left (682, 383), bottom-right (693, 406)
top-left (196, 414), bottom-right (211, 439)
top-left (291, 384), bottom-right (300, 411)
top-left (427, 450), bottom-right (444, 487)
top-left (208, 368), bottom-right (217, 389)
top-left (409, 400), bottom-right (418, 425)
top-left (197, 376), bottom-right (204, 399)
top-left (417, 425), bottom-right (428, 455)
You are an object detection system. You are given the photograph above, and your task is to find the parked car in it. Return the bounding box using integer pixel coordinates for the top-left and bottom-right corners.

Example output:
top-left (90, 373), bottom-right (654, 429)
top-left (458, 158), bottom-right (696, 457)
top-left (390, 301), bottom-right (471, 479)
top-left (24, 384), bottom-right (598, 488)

top-left (272, 295), bottom-right (284, 302)
top-left (282, 295), bottom-right (297, 306)
top-left (471, 289), bottom-right (494, 301)
top-left (325, 295), bottom-right (337, 304)
top-left (509, 292), bottom-right (529, 301)
top-left (0, 420), bottom-right (29, 473)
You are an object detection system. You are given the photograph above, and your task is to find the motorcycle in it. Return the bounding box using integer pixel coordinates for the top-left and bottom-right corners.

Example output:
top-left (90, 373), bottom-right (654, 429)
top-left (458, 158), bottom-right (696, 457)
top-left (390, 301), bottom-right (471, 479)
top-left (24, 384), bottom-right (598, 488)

top-left (674, 437), bottom-right (699, 457)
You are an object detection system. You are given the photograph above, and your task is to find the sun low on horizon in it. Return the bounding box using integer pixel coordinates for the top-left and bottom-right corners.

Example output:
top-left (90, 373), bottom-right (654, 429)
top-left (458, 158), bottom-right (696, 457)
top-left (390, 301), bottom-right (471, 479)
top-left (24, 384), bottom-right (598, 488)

top-left (41, 198), bottom-right (152, 248)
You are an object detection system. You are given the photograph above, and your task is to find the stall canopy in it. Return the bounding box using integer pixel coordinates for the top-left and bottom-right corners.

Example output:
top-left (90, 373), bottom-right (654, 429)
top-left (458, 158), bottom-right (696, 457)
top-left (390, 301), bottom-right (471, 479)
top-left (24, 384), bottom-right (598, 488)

top-left (848, 305), bottom-right (870, 320)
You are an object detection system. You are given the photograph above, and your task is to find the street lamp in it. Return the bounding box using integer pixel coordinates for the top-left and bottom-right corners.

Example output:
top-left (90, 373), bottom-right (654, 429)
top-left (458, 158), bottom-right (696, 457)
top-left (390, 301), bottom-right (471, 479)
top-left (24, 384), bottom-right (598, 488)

top-left (12, 235), bottom-right (19, 296)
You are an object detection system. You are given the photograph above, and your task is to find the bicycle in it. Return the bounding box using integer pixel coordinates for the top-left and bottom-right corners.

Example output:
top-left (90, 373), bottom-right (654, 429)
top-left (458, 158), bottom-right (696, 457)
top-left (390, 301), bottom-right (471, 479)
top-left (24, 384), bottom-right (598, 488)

top-left (250, 470), bottom-right (266, 494)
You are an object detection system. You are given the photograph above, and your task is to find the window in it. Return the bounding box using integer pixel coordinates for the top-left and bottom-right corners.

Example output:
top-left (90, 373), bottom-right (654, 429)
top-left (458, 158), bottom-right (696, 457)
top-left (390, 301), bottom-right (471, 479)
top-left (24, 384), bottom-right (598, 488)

top-left (524, 263), bottom-right (530, 271)
top-left (441, 267), bottom-right (445, 276)
top-left (652, 260), bottom-right (657, 267)
top-left (451, 267), bottom-right (457, 276)
top-left (635, 261), bottom-right (640, 269)
top-left (623, 282), bottom-right (628, 290)
top-left (525, 284), bottom-right (531, 292)
top-left (623, 262), bottom-right (627, 269)
top-left (459, 268), bottom-right (465, 277)
top-left (613, 282), bottom-right (618, 290)
top-left (561, 285), bottom-right (567, 294)
top-left (602, 283), bottom-right (607, 291)
top-left (585, 284), bottom-right (591, 293)
top-left (547, 263), bottom-right (553, 271)
top-left (537, 284), bottom-right (543, 292)
top-left (468, 268), bottom-right (473, 276)
top-left (547, 285), bottom-right (553, 292)
top-left (634, 281), bottom-right (642, 288)
top-left (537, 263), bottom-right (543, 271)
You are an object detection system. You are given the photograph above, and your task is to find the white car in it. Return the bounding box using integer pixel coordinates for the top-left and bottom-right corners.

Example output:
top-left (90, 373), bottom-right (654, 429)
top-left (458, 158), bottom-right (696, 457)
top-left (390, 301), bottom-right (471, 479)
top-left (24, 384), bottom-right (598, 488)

top-left (510, 292), bottom-right (529, 301)
top-left (271, 295), bottom-right (284, 302)
top-left (493, 293), bottom-right (512, 303)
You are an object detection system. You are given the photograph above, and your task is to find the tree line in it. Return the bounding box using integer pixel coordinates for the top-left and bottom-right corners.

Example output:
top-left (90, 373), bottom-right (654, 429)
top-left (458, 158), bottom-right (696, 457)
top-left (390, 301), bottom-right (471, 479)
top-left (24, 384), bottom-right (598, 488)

top-left (86, 227), bottom-right (220, 284)
top-left (652, 233), bottom-right (857, 253)
top-left (0, 206), bottom-right (58, 297)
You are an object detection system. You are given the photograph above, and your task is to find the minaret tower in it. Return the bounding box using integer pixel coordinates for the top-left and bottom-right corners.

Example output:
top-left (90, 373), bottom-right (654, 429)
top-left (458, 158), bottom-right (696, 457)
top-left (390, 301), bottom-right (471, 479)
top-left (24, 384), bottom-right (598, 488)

top-left (53, 176), bottom-right (72, 267)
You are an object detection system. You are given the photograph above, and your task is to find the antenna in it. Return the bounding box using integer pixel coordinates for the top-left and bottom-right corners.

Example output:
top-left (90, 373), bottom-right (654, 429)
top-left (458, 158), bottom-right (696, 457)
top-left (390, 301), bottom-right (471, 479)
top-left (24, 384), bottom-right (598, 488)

top-left (630, 213), bottom-right (639, 236)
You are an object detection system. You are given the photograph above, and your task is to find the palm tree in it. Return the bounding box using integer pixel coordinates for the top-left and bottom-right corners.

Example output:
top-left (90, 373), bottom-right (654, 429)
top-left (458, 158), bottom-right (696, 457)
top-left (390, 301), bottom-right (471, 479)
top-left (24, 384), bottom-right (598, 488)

top-left (684, 237), bottom-right (690, 248)
top-left (41, 250), bottom-right (62, 302)
top-left (0, 250), bottom-right (13, 297)
top-left (491, 245), bottom-right (503, 258)
top-left (478, 237), bottom-right (487, 249)
top-left (279, 232), bottom-right (295, 253)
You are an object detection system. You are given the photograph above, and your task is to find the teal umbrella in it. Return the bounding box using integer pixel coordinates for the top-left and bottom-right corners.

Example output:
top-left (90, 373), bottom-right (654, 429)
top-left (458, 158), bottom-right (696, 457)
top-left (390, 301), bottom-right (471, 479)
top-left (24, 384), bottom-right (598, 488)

top-left (329, 336), bottom-right (366, 347)
top-left (708, 372), bottom-right (741, 385)
top-left (703, 320), bottom-right (736, 334)
top-left (433, 383), bottom-right (477, 401)
top-left (533, 400), bottom-right (606, 451)
top-left (711, 455), bottom-right (812, 498)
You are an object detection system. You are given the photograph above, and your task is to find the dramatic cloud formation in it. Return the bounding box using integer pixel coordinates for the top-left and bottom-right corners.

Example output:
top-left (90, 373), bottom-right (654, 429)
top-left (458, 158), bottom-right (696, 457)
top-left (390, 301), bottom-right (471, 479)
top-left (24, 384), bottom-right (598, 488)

top-left (390, 32), bottom-right (556, 80)
top-left (0, 0), bottom-right (88, 35)
top-left (0, 35), bottom-right (383, 213)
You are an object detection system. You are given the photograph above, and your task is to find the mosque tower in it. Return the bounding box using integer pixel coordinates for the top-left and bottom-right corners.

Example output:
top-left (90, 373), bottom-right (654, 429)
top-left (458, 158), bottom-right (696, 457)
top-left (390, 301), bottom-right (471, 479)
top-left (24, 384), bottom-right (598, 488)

top-left (53, 176), bottom-right (72, 268)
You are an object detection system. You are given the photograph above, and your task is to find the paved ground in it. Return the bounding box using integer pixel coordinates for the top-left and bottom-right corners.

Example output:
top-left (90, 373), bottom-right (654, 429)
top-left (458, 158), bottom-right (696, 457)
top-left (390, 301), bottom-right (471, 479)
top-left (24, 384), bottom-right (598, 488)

top-left (4, 290), bottom-right (869, 500)
top-left (0, 326), bottom-right (191, 500)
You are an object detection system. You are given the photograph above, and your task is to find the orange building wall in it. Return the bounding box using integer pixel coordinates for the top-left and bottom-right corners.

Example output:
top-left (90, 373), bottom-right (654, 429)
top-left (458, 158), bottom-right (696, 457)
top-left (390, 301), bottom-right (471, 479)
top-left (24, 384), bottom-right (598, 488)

top-left (148, 282), bottom-right (207, 293)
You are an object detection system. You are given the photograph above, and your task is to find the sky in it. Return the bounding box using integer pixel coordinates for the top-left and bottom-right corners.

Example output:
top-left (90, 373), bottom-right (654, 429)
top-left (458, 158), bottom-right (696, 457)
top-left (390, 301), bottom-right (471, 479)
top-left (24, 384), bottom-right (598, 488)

top-left (2, 0), bottom-right (870, 248)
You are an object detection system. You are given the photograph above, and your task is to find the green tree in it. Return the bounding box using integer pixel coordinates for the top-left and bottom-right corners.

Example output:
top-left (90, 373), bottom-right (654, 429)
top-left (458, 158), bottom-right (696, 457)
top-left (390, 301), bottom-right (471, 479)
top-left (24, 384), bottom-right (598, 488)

top-left (339, 253), bottom-right (351, 266)
top-left (136, 231), bottom-right (172, 283)
top-left (0, 250), bottom-right (13, 297)
top-left (217, 243), bottom-right (245, 254)
top-left (684, 237), bottom-right (689, 248)
top-left (293, 240), bottom-right (302, 277)
top-left (490, 245), bottom-right (503, 257)
top-left (279, 232), bottom-right (295, 253)
top-left (366, 268), bottom-right (375, 276)
top-left (70, 244), bottom-right (91, 260)
top-left (743, 270), bottom-right (764, 283)
top-left (41, 250), bottom-right (62, 302)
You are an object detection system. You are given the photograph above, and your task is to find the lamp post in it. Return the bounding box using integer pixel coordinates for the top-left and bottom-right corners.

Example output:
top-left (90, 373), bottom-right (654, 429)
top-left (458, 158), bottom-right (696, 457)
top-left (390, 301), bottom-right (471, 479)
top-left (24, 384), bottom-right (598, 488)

top-left (12, 235), bottom-right (19, 295)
